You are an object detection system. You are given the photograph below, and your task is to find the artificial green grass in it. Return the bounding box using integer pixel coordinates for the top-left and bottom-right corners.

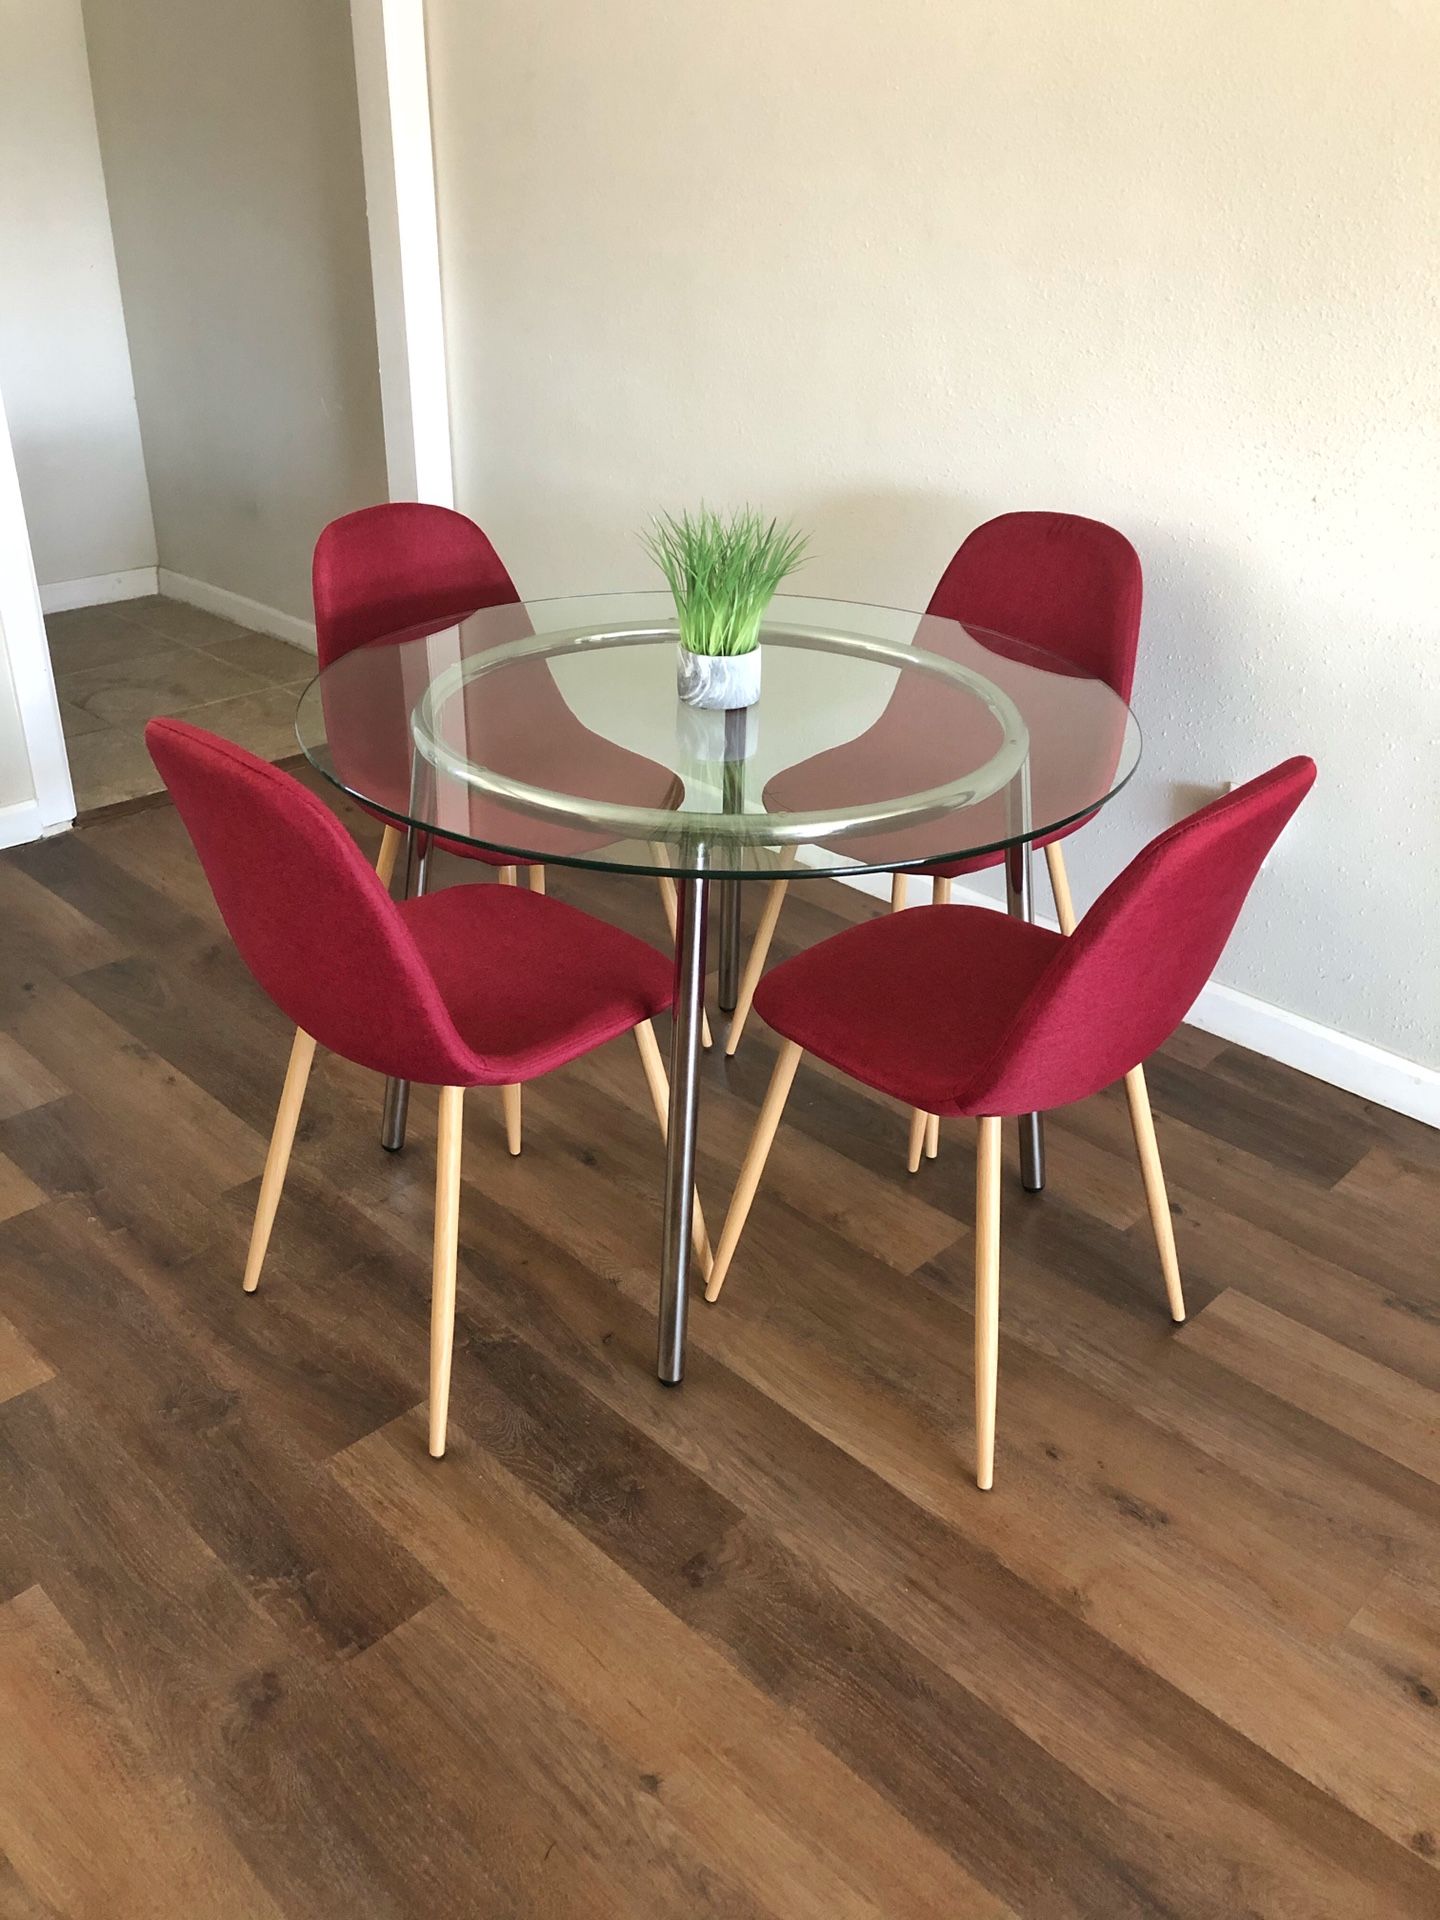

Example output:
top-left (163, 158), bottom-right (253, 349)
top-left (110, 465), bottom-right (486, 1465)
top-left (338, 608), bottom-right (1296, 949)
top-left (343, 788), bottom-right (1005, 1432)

top-left (643, 506), bottom-right (808, 656)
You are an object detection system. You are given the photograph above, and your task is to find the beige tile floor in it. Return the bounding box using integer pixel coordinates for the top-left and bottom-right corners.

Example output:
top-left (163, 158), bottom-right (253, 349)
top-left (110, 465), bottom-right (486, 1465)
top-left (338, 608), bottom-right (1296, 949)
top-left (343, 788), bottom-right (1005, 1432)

top-left (46, 596), bottom-right (316, 812)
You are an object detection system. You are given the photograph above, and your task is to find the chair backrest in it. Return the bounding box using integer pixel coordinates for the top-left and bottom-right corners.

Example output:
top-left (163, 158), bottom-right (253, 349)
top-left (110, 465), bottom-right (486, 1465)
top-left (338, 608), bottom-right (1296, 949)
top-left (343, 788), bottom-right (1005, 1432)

top-left (926, 510), bottom-right (1143, 701)
top-left (312, 502), bottom-right (520, 667)
top-left (961, 758), bottom-right (1317, 1114)
top-left (145, 718), bottom-right (476, 1085)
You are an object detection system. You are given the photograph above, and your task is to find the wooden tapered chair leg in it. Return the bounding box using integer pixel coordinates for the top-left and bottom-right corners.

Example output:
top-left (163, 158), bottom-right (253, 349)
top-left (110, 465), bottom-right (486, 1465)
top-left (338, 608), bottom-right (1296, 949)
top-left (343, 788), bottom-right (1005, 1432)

top-left (890, 871), bottom-right (909, 912)
top-left (429, 1085), bottom-right (465, 1458)
top-left (632, 1021), bottom-right (714, 1277)
top-left (243, 1029), bottom-right (317, 1293)
top-left (706, 1039), bottom-right (804, 1303)
top-left (491, 871), bottom-right (545, 1152)
top-left (726, 876), bottom-right (789, 1056)
top-left (1046, 851), bottom-right (1182, 1321)
top-left (1123, 1065), bottom-right (1186, 1323)
top-left (1044, 841), bottom-right (1078, 938)
top-left (904, 876), bottom-right (950, 1165)
top-left (490, 868), bottom-right (534, 1150)
top-left (501, 1082), bottom-right (522, 1156)
top-left (374, 824), bottom-right (403, 891)
top-left (1049, 839), bottom-right (1183, 1323)
top-left (489, 869), bottom-right (542, 1147)
top-left (974, 1114), bottom-right (1002, 1490)
top-left (655, 866), bottom-right (713, 1050)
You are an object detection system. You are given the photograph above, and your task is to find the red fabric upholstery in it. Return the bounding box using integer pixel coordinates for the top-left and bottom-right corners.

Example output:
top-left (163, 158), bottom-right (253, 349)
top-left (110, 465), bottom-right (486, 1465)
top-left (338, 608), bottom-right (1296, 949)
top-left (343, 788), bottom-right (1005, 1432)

top-left (312, 503), bottom-right (529, 871)
top-left (313, 503), bottom-right (520, 664)
top-left (764, 511), bottom-right (1142, 877)
top-left (754, 759), bottom-right (1316, 1116)
top-left (926, 511), bottom-right (1142, 705)
top-left (312, 503), bottom-right (678, 866)
top-left (400, 884), bottom-right (672, 1079)
top-left (923, 512), bottom-right (1141, 878)
top-left (925, 510), bottom-right (1136, 879)
top-left (145, 719), bottom-right (673, 1087)
top-left (755, 904), bottom-right (1063, 1112)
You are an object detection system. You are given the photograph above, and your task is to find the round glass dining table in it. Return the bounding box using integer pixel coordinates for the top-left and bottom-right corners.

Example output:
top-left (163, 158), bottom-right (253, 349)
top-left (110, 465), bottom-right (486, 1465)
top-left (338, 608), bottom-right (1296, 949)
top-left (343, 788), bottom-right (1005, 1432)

top-left (295, 590), bottom-right (1141, 1383)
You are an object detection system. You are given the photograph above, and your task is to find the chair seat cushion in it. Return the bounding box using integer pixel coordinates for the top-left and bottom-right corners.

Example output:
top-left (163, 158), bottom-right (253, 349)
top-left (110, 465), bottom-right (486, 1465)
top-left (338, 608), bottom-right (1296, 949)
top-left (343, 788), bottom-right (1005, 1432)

top-left (753, 903), bottom-right (1062, 1114)
top-left (400, 883), bottom-right (673, 1082)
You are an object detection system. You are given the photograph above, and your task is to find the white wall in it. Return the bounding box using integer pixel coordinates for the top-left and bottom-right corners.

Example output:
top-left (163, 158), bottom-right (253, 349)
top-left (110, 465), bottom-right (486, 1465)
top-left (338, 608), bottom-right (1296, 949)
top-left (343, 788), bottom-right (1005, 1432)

top-left (0, 402), bottom-right (36, 813)
top-left (0, 381), bottom-right (75, 839)
top-left (427, 0), bottom-right (1440, 1073)
top-left (0, 0), bottom-right (156, 591)
top-left (0, 604), bottom-right (35, 814)
top-left (0, 583), bottom-right (35, 802)
top-left (80, 0), bottom-right (388, 625)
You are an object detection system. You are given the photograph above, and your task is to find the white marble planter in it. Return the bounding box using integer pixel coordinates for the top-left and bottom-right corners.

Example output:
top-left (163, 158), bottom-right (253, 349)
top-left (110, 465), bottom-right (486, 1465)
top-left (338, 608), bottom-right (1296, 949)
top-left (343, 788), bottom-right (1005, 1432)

top-left (676, 644), bottom-right (761, 711)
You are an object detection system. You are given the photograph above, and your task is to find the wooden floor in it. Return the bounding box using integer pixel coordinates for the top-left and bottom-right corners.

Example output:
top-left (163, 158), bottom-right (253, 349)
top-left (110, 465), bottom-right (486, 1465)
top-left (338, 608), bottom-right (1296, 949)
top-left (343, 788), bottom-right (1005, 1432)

top-left (2, 782), bottom-right (1438, 1918)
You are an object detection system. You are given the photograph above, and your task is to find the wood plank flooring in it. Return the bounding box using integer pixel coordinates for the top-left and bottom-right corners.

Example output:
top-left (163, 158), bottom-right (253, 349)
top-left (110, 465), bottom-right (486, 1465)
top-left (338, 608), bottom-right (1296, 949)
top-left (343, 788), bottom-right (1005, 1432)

top-left (1, 778), bottom-right (1438, 1917)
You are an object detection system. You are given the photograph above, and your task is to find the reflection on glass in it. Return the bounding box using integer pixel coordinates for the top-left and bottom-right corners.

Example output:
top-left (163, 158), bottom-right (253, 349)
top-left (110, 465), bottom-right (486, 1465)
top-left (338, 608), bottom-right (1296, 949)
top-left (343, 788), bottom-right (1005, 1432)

top-left (296, 592), bottom-right (1139, 879)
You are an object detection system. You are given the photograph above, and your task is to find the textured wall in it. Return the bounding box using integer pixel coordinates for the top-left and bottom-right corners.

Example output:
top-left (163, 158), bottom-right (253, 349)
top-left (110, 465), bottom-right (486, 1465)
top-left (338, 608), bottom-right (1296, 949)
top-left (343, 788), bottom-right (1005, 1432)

top-left (0, 0), bottom-right (156, 587)
top-left (428, 0), bottom-right (1440, 1068)
top-left (81, 0), bottom-right (387, 621)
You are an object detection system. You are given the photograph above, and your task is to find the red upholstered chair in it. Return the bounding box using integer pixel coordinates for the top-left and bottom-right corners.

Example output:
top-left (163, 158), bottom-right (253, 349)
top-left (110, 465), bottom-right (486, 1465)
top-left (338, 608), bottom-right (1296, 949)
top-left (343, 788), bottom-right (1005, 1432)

top-left (313, 502), bottom-right (533, 888)
top-left (726, 512), bottom-right (1143, 1161)
top-left (313, 503), bottom-right (712, 1064)
top-left (145, 717), bottom-right (711, 1459)
top-left (705, 759), bottom-right (1316, 1489)
top-left (314, 500), bottom-right (520, 660)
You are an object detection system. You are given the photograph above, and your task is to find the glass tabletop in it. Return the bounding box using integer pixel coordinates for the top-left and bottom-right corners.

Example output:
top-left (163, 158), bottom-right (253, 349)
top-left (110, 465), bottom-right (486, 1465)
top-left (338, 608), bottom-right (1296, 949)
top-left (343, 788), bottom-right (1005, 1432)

top-left (294, 591), bottom-right (1140, 879)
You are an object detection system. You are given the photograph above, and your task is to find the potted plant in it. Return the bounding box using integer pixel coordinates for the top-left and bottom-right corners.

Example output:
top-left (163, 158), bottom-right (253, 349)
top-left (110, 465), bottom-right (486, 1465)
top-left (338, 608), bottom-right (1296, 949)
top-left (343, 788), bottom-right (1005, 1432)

top-left (643, 506), bottom-right (808, 711)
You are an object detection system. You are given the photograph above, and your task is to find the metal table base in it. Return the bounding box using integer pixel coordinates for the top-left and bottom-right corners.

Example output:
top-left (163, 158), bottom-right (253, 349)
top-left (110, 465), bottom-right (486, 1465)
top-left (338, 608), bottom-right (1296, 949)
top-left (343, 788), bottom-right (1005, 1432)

top-left (657, 867), bottom-right (709, 1382)
top-left (1005, 840), bottom-right (1046, 1192)
top-left (377, 840), bottom-right (1042, 1381)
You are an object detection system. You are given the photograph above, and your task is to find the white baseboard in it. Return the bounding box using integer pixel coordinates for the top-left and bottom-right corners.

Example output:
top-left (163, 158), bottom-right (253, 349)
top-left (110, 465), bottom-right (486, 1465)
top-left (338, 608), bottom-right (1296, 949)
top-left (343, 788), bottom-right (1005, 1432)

top-left (0, 797), bottom-right (72, 851)
top-left (158, 569), bottom-right (317, 652)
top-left (1185, 980), bottom-right (1440, 1129)
top-left (828, 867), bottom-right (1440, 1130)
top-left (40, 567), bottom-right (158, 614)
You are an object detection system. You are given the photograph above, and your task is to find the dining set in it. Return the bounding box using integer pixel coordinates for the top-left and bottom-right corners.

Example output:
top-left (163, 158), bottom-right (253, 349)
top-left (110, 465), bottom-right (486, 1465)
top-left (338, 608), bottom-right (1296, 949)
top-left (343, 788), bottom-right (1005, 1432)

top-left (146, 503), bottom-right (1313, 1490)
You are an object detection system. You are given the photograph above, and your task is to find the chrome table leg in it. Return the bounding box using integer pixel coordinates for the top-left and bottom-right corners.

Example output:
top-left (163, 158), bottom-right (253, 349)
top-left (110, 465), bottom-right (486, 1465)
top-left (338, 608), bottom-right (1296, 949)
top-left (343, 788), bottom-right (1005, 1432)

top-left (716, 880), bottom-right (741, 1012)
top-left (716, 711), bottom-right (745, 1013)
top-left (1005, 838), bottom-right (1045, 1192)
top-left (380, 824), bottom-right (432, 1151)
top-left (658, 868), bottom-right (708, 1383)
